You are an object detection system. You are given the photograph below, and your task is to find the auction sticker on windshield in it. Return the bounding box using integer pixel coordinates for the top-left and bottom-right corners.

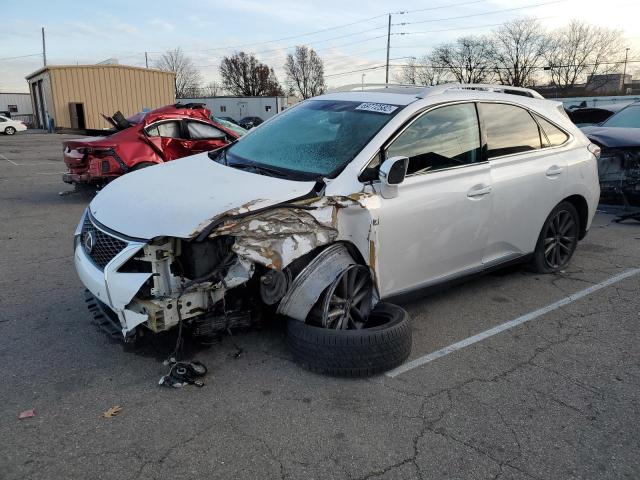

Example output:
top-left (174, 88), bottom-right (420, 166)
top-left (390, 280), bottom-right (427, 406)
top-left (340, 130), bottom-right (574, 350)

top-left (355, 103), bottom-right (399, 114)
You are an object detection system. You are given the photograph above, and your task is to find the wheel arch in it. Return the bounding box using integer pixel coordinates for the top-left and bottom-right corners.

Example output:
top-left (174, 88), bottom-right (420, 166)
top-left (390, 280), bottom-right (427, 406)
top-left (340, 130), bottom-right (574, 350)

top-left (562, 194), bottom-right (589, 240)
top-left (277, 241), bottom-right (372, 321)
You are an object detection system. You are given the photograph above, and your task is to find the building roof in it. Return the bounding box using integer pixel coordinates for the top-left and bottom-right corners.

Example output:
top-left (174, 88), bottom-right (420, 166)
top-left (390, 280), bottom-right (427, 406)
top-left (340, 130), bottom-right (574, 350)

top-left (25, 63), bottom-right (175, 80)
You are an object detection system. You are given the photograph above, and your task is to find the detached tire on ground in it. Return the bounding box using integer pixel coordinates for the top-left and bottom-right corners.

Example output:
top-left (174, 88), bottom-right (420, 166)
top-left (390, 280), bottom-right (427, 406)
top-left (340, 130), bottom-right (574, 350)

top-left (287, 302), bottom-right (412, 377)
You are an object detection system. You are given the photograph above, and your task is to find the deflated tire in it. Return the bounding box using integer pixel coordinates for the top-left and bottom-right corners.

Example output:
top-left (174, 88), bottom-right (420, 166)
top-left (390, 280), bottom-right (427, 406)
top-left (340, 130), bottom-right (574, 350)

top-left (286, 302), bottom-right (412, 377)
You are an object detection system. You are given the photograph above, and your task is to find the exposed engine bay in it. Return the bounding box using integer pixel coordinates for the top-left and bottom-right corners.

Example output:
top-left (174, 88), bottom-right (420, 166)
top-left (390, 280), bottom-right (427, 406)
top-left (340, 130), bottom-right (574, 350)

top-left (92, 192), bottom-right (381, 340)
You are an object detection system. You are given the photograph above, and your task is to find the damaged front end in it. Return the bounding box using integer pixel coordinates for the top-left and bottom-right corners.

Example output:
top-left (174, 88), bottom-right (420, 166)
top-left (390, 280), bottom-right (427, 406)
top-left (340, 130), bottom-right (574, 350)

top-left (78, 192), bottom-right (381, 339)
top-left (598, 147), bottom-right (640, 205)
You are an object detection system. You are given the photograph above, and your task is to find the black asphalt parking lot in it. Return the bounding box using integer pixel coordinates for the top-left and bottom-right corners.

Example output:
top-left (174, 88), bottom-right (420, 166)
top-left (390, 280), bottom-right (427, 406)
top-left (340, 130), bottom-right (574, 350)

top-left (1, 133), bottom-right (639, 480)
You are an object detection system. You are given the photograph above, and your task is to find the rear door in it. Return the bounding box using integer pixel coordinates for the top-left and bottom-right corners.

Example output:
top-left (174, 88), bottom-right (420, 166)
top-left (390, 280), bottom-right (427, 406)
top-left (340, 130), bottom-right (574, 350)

top-left (479, 102), bottom-right (569, 264)
top-left (184, 120), bottom-right (228, 153)
top-left (376, 102), bottom-right (493, 297)
top-left (144, 120), bottom-right (192, 161)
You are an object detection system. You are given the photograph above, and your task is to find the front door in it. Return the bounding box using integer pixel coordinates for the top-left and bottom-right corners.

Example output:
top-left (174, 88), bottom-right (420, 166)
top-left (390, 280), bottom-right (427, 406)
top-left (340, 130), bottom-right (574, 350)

top-left (185, 120), bottom-right (229, 154)
top-left (376, 103), bottom-right (492, 297)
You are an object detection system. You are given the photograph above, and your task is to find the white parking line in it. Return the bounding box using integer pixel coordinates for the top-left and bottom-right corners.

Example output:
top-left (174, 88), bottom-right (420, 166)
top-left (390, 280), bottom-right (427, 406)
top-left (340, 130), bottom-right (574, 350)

top-left (0, 153), bottom-right (20, 165)
top-left (386, 268), bottom-right (640, 378)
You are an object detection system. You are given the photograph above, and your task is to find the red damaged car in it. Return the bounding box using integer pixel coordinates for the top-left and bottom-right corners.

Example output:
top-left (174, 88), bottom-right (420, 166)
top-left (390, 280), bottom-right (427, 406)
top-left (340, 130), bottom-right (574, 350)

top-left (62, 103), bottom-right (244, 187)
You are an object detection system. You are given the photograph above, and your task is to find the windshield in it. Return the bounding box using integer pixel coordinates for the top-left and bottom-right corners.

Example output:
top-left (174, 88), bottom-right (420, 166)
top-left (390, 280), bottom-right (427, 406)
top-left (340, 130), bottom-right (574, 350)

top-left (213, 117), bottom-right (247, 136)
top-left (602, 105), bottom-right (640, 128)
top-left (224, 99), bottom-right (403, 178)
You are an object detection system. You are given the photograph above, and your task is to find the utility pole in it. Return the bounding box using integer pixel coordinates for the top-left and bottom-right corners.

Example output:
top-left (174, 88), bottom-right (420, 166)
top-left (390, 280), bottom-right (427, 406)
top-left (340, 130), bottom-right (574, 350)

top-left (622, 47), bottom-right (630, 88)
top-left (41, 27), bottom-right (47, 66)
top-left (145, 52), bottom-right (149, 69)
top-left (385, 14), bottom-right (391, 84)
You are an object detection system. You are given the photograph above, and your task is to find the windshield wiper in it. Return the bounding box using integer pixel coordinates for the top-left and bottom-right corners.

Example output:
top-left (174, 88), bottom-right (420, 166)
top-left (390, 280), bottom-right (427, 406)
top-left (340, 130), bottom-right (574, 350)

top-left (228, 162), bottom-right (294, 179)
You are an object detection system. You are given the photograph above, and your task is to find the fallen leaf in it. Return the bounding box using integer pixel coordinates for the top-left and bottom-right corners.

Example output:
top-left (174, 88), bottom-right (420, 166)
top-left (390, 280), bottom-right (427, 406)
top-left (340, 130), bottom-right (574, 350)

top-left (102, 405), bottom-right (122, 418)
top-left (19, 409), bottom-right (35, 420)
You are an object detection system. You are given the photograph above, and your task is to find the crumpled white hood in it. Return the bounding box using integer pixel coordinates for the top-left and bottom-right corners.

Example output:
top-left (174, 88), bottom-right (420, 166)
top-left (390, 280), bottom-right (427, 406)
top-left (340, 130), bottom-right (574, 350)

top-left (89, 153), bottom-right (316, 239)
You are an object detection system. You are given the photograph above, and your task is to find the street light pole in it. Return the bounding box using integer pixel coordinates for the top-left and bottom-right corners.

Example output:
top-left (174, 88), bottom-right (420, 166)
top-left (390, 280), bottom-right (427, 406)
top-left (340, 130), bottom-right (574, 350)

top-left (622, 47), bottom-right (630, 89)
top-left (362, 73), bottom-right (366, 91)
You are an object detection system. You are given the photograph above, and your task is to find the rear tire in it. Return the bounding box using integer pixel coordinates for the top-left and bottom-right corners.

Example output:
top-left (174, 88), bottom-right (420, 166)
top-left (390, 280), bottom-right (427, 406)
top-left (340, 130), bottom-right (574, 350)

top-left (287, 302), bottom-right (412, 377)
top-left (530, 201), bottom-right (579, 273)
top-left (4, 126), bottom-right (16, 135)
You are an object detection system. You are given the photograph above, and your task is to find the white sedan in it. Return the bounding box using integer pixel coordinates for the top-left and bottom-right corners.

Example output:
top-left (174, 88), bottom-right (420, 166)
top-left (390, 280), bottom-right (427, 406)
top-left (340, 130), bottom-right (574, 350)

top-left (72, 83), bottom-right (600, 376)
top-left (0, 115), bottom-right (27, 135)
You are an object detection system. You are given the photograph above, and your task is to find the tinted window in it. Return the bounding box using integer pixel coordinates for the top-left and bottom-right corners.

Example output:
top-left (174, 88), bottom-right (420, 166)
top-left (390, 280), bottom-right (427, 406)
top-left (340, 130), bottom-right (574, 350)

top-left (602, 105), bottom-right (640, 128)
top-left (0, 117), bottom-right (6, 123)
top-left (386, 103), bottom-right (481, 175)
top-left (479, 103), bottom-right (542, 158)
top-left (187, 121), bottom-right (225, 140)
top-left (533, 114), bottom-right (569, 147)
top-left (146, 121), bottom-right (182, 138)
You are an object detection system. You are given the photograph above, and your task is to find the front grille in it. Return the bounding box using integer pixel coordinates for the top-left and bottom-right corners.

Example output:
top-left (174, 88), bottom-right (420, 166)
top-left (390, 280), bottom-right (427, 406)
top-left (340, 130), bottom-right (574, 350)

top-left (81, 215), bottom-right (128, 269)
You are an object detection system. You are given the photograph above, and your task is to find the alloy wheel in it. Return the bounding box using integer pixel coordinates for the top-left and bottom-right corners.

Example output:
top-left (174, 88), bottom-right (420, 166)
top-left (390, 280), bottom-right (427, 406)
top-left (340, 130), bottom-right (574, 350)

top-left (543, 209), bottom-right (577, 269)
top-left (314, 265), bottom-right (374, 330)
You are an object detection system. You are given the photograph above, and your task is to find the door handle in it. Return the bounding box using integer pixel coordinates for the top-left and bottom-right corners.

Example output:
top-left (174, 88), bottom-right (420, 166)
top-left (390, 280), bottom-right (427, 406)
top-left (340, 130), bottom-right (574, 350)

top-left (546, 165), bottom-right (563, 177)
top-left (467, 184), bottom-right (492, 198)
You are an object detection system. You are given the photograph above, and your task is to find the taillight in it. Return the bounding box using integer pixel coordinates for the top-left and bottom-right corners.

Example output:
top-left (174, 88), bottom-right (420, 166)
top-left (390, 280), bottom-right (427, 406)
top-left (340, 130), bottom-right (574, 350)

top-left (587, 143), bottom-right (601, 160)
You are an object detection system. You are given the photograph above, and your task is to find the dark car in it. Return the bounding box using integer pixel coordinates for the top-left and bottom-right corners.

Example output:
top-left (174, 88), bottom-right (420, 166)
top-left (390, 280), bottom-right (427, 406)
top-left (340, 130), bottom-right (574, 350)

top-left (238, 116), bottom-right (263, 129)
top-left (215, 116), bottom-right (240, 125)
top-left (581, 101), bottom-right (640, 205)
top-left (63, 103), bottom-right (241, 187)
top-left (566, 103), bottom-right (627, 127)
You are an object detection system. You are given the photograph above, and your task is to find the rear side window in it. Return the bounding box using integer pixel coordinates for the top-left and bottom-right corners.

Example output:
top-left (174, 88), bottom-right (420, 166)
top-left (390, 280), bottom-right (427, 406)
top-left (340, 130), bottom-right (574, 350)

top-left (533, 114), bottom-right (569, 147)
top-left (479, 103), bottom-right (542, 158)
top-left (146, 121), bottom-right (182, 138)
top-left (386, 103), bottom-right (481, 175)
top-left (186, 121), bottom-right (225, 140)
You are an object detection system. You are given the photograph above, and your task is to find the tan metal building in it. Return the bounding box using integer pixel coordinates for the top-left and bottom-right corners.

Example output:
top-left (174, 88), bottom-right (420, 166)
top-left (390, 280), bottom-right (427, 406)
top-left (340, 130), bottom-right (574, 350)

top-left (25, 65), bottom-right (175, 130)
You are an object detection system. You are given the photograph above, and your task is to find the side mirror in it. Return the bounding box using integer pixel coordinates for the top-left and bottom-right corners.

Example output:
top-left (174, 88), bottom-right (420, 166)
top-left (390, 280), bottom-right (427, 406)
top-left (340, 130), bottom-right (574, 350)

top-left (378, 156), bottom-right (408, 199)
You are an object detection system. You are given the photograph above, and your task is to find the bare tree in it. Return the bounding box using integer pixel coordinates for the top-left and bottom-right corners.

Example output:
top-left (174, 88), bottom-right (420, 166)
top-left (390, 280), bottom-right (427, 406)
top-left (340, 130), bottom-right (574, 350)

top-left (284, 45), bottom-right (325, 99)
top-left (489, 18), bottom-right (548, 86)
top-left (201, 81), bottom-right (223, 97)
top-left (154, 47), bottom-right (202, 98)
top-left (544, 20), bottom-right (625, 93)
top-left (431, 36), bottom-right (493, 84)
top-left (394, 55), bottom-right (452, 85)
top-left (220, 52), bottom-right (284, 96)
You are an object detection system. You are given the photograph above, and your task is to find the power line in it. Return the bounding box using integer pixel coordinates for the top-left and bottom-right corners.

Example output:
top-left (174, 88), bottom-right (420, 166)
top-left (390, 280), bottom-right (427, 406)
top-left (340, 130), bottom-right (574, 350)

top-left (325, 64), bottom-right (388, 78)
top-left (0, 53), bottom-right (42, 62)
top-left (394, 0), bottom-right (567, 26)
top-left (394, 16), bottom-right (557, 38)
top-left (77, 0), bottom-right (499, 62)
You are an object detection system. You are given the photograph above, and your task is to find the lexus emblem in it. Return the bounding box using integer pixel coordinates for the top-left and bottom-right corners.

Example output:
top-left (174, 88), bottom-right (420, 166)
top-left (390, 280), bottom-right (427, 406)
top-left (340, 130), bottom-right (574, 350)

top-left (82, 229), bottom-right (96, 254)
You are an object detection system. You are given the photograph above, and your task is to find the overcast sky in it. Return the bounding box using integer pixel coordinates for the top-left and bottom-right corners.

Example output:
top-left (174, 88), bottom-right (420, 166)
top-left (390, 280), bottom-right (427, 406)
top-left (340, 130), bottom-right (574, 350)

top-left (1, 0), bottom-right (639, 93)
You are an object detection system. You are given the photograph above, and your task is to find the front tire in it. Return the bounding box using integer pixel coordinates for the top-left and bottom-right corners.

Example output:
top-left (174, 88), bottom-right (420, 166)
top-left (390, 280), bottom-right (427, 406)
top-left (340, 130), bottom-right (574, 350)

top-left (4, 126), bottom-right (16, 135)
top-left (530, 201), bottom-right (579, 273)
top-left (287, 302), bottom-right (412, 377)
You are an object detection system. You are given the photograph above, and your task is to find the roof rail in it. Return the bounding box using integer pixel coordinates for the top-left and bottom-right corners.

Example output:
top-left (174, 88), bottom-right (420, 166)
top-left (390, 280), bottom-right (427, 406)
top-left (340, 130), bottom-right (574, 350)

top-left (416, 83), bottom-right (544, 99)
top-left (328, 83), bottom-right (425, 94)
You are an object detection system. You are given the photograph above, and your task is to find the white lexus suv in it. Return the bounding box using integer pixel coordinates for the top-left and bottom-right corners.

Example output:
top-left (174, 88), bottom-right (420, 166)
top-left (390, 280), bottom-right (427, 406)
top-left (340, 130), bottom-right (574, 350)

top-left (74, 84), bottom-right (600, 376)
